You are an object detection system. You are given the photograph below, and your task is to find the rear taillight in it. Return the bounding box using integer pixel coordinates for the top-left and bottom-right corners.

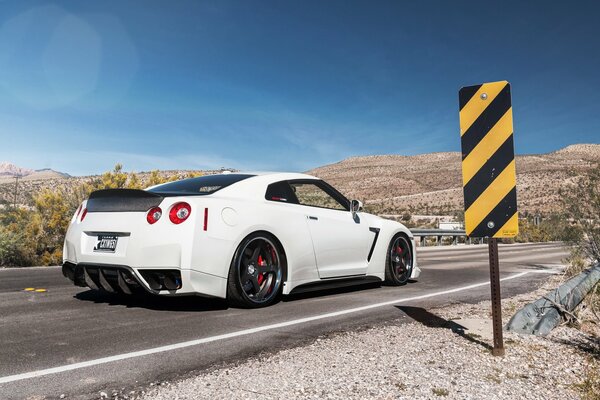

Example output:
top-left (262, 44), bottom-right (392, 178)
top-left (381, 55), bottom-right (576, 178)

top-left (80, 208), bottom-right (88, 222)
top-left (169, 202), bottom-right (191, 224)
top-left (147, 206), bottom-right (162, 224)
top-left (71, 204), bottom-right (82, 223)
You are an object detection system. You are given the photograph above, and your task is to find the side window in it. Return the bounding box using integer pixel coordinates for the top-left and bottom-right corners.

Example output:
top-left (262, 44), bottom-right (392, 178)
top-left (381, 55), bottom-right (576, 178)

top-left (289, 182), bottom-right (347, 211)
top-left (265, 181), bottom-right (299, 204)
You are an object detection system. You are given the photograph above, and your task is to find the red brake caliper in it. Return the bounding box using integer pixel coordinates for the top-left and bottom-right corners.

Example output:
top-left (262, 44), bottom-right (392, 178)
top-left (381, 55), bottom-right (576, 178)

top-left (396, 246), bottom-right (403, 271)
top-left (257, 255), bottom-right (265, 285)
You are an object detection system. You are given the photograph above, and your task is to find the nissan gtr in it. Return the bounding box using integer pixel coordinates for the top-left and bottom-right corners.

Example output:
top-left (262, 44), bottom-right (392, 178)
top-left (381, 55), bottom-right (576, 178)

top-left (62, 172), bottom-right (420, 307)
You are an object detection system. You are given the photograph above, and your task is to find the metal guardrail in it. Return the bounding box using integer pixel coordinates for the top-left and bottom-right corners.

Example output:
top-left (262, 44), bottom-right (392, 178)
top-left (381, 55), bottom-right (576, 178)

top-left (507, 262), bottom-right (600, 336)
top-left (410, 228), bottom-right (483, 246)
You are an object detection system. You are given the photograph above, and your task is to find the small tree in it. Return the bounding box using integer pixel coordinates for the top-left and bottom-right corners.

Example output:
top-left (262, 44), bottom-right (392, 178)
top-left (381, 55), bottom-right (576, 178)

top-left (560, 163), bottom-right (600, 329)
top-left (101, 163), bottom-right (128, 188)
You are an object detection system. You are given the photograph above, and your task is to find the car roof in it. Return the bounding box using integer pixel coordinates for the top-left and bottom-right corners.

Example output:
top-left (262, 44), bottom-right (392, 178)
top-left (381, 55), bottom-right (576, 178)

top-left (241, 171), bottom-right (319, 180)
top-left (213, 171), bottom-right (321, 198)
top-left (145, 171), bottom-right (323, 199)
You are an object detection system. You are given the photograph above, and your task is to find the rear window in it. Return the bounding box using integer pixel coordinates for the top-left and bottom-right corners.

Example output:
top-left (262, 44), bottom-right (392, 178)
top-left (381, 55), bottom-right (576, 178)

top-left (148, 174), bottom-right (255, 196)
top-left (265, 181), bottom-right (299, 203)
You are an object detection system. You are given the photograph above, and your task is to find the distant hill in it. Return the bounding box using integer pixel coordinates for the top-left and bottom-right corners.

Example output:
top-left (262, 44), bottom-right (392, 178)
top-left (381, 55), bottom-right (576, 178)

top-left (0, 144), bottom-right (598, 215)
top-left (0, 166), bottom-right (227, 207)
top-left (307, 144), bottom-right (600, 216)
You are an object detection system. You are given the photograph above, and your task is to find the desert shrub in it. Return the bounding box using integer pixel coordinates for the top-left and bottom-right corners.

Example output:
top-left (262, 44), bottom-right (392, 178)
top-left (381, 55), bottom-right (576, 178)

top-left (514, 214), bottom-right (574, 243)
top-left (0, 224), bottom-right (30, 266)
top-left (0, 208), bottom-right (38, 266)
top-left (560, 163), bottom-right (600, 264)
top-left (559, 163), bottom-right (600, 327)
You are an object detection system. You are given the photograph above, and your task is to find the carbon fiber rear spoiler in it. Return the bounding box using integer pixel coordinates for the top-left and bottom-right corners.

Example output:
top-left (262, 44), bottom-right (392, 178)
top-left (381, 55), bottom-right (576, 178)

top-left (87, 189), bottom-right (163, 212)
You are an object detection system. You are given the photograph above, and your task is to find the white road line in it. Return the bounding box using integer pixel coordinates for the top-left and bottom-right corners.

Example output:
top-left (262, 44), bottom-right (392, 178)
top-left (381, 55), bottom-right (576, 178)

top-left (0, 271), bottom-right (529, 385)
top-left (0, 265), bottom-right (62, 272)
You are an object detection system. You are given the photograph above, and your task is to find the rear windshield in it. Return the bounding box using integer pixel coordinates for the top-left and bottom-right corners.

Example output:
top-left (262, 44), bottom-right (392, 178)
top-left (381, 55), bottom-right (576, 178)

top-left (147, 174), bottom-right (255, 196)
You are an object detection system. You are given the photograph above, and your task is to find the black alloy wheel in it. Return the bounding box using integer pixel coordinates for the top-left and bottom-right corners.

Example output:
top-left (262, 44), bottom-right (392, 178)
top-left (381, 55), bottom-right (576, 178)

top-left (385, 234), bottom-right (413, 285)
top-left (227, 233), bottom-right (284, 308)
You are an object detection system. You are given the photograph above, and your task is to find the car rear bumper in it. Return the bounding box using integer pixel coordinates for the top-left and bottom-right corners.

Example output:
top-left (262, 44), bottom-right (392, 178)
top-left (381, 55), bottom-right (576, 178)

top-left (63, 262), bottom-right (160, 295)
top-left (62, 262), bottom-right (228, 298)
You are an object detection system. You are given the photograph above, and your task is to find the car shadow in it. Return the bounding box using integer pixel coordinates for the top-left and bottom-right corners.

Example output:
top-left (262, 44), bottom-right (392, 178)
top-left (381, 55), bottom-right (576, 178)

top-left (74, 290), bottom-right (229, 312)
top-left (283, 281), bottom-right (383, 302)
top-left (381, 279), bottom-right (418, 287)
top-left (74, 280), bottom-right (416, 310)
top-left (396, 305), bottom-right (493, 351)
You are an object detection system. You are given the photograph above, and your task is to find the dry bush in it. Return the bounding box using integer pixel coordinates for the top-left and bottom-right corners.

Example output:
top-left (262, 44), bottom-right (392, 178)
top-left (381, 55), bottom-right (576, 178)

top-left (559, 164), bottom-right (600, 329)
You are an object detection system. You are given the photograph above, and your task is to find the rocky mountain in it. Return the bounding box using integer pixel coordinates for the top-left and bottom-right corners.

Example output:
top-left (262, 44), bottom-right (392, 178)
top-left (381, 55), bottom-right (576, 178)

top-left (0, 162), bottom-right (34, 177)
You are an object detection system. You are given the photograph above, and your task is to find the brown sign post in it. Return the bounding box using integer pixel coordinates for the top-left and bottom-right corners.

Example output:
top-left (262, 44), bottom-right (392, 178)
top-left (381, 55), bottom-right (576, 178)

top-left (458, 81), bottom-right (519, 356)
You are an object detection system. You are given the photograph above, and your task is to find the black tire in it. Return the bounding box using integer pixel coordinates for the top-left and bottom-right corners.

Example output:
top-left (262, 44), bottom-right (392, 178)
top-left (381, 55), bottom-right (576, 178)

top-left (384, 233), bottom-right (414, 286)
top-left (227, 232), bottom-right (286, 308)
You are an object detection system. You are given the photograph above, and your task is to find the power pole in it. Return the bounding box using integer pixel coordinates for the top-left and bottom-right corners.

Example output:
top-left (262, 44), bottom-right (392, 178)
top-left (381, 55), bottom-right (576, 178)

top-left (13, 176), bottom-right (19, 209)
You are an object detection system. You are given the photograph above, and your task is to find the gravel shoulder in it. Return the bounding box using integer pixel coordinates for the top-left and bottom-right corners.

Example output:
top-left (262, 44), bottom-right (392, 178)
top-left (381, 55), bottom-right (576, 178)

top-left (131, 275), bottom-right (599, 400)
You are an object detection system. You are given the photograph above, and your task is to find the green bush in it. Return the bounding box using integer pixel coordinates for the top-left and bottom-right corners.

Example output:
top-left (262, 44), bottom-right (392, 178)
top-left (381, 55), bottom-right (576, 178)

top-left (0, 211), bottom-right (37, 267)
top-left (0, 225), bottom-right (26, 266)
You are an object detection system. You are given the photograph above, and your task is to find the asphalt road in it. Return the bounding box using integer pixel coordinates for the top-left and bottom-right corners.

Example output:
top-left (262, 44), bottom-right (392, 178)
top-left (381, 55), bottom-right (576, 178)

top-left (0, 242), bottom-right (568, 399)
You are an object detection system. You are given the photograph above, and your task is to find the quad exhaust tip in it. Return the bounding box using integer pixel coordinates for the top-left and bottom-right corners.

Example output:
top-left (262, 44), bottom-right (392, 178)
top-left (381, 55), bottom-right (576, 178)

top-left (139, 270), bottom-right (182, 291)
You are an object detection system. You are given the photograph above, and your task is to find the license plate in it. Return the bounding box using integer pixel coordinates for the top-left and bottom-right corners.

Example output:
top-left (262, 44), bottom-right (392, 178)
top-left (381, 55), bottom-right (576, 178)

top-left (94, 235), bottom-right (118, 253)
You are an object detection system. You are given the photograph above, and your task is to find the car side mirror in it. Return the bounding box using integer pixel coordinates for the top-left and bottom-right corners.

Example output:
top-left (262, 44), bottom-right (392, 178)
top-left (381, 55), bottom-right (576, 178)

top-left (350, 199), bottom-right (362, 217)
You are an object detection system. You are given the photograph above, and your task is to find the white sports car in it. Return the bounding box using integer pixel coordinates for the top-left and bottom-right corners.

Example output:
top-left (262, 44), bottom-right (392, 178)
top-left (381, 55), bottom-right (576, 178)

top-left (62, 172), bottom-right (420, 307)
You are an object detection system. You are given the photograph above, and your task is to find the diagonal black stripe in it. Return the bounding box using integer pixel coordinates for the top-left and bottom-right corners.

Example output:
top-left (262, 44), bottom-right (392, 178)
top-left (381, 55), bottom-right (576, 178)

top-left (367, 227), bottom-right (380, 262)
top-left (459, 84), bottom-right (482, 111)
top-left (463, 134), bottom-right (515, 210)
top-left (461, 83), bottom-right (511, 160)
top-left (468, 187), bottom-right (518, 238)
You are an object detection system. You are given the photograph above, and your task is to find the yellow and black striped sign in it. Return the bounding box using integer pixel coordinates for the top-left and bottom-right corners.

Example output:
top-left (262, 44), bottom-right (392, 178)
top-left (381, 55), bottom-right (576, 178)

top-left (459, 80), bottom-right (518, 238)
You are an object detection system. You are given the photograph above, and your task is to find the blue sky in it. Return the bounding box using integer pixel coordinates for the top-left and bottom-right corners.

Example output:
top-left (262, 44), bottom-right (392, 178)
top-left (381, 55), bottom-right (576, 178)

top-left (0, 1), bottom-right (598, 176)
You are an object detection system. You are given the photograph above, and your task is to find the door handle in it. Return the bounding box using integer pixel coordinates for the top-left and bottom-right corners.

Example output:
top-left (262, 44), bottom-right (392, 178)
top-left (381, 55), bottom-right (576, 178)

top-left (308, 216), bottom-right (318, 221)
